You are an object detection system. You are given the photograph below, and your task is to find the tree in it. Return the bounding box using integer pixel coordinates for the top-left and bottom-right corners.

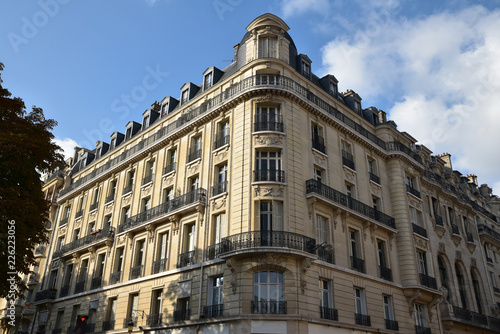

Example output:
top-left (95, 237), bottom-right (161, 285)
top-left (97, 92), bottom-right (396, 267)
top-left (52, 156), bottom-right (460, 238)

top-left (0, 62), bottom-right (65, 299)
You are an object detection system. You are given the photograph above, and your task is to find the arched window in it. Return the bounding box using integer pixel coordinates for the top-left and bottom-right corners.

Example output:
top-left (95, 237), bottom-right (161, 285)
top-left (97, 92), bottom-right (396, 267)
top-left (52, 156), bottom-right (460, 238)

top-left (455, 263), bottom-right (468, 309)
top-left (438, 257), bottom-right (451, 302)
top-left (471, 270), bottom-right (484, 314)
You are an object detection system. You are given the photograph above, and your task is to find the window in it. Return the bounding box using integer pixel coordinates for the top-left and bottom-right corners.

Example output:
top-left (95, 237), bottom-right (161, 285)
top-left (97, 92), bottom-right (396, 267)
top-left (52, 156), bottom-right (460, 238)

top-left (406, 176), bottom-right (420, 197)
top-left (214, 120), bottom-right (230, 150)
top-left (311, 123), bottom-right (325, 153)
top-left (471, 271), bottom-right (483, 314)
top-left (163, 187), bottom-right (173, 203)
top-left (207, 276), bottom-right (224, 317)
top-left (189, 175), bottom-right (200, 192)
top-left (438, 257), bottom-right (450, 301)
top-left (204, 72), bottom-right (213, 90)
top-left (149, 289), bottom-right (163, 325)
top-left (153, 232), bottom-right (168, 274)
top-left (56, 236), bottom-right (65, 251)
top-left (181, 89), bottom-right (189, 104)
top-left (188, 136), bottom-right (202, 162)
top-left (54, 310), bottom-right (64, 331)
top-left (314, 167), bottom-right (323, 184)
top-left (354, 100), bottom-right (361, 113)
top-left (316, 215), bottom-right (327, 245)
top-left (253, 271), bottom-right (285, 314)
top-left (78, 258), bottom-right (89, 285)
top-left (63, 263), bottom-right (74, 288)
top-left (126, 294), bottom-right (139, 326)
top-left (107, 180), bottom-right (117, 202)
top-left (164, 147), bottom-right (177, 174)
top-left (95, 253), bottom-right (106, 278)
top-left (112, 247), bottom-right (124, 279)
top-left (212, 213), bottom-right (226, 245)
top-left (413, 303), bottom-right (428, 329)
top-left (143, 159), bottom-right (155, 185)
top-left (383, 295), bottom-right (398, 330)
top-left (368, 158), bottom-right (379, 183)
top-left (213, 163), bottom-right (228, 196)
top-left (431, 197), bottom-right (440, 220)
top-left (342, 141), bottom-right (355, 170)
top-left (185, 224), bottom-right (196, 253)
top-left (141, 196), bottom-right (151, 212)
top-left (354, 288), bottom-right (368, 321)
top-left (104, 215), bottom-right (112, 229)
top-left (73, 228), bottom-right (80, 241)
top-left (260, 201), bottom-right (283, 240)
top-left (410, 207), bottom-right (423, 227)
top-left (378, 240), bottom-right (391, 280)
top-left (87, 221), bottom-right (95, 235)
top-left (134, 240), bottom-right (145, 266)
top-left (329, 81), bottom-right (337, 95)
top-left (174, 297), bottom-right (190, 321)
top-left (48, 269), bottom-right (58, 289)
top-left (302, 60), bottom-right (310, 76)
top-left (372, 197), bottom-right (380, 211)
top-left (104, 298), bottom-right (117, 331)
top-left (124, 170), bottom-right (135, 193)
top-left (319, 279), bottom-right (336, 320)
top-left (110, 138), bottom-right (116, 150)
top-left (456, 263), bottom-right (468, 309)
top-left (125, 127), bottom-right (132, 140)
top-left (258, 36), bottom-right (277, 58)
top-left (254, 106), bottom-right (282, 132)
top-left (417, 250), bottom-right (428, 276)
top-left (121, 206), bottom-right (130, 224)
top-left (143, 115), bottom-right (150, 128)
top-left (255, 150), bottom-right (283, 182)
top-left (350, 230), bottom-right (364, 273)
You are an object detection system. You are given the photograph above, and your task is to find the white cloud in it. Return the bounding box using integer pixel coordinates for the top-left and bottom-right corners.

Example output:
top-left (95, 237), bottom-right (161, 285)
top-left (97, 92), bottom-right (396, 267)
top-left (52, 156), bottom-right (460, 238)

top-left (280, 0), bottom-right (330, 18)
top-left (320, 5), bottom-right (500, 194)
top-left (54, 137), bottom-right (79, 161)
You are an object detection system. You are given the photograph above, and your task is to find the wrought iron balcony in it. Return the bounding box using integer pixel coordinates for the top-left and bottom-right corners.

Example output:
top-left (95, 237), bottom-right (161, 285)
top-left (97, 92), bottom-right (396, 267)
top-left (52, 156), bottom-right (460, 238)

top-left (386, 141), bottom-right (423, 164)
top-left (406, 184), bottom-right (421, 198)
top-left (253, 169), bottom-right (285, 183)
top-left (74, 280), bottom-right (85, 294)
top-left (415, 325), bottom-right (431, 334)
top-left (478, 224), bottom-right (500, 243)
top-left (152, 258), bottom-right (167, 274)
top-left (123, 184), bottom-right (133, 194)
top-left (89, 201), bottom-right (99, 212)
top-left (351, 256), bottom-right (365, 273)
top-left (59, 285), bottom-right (70, 298)
top-left (385, 319), bottom-right (399, 330)
top-left (320, 306), bottom-right (338, 321)
top-left (317, 247), bottom-right (335, 264)
top-left (59, 217), bottom-right (68, 226)
top-left (355, 313), bottom-right (371, 326)
top-left (118, 188), bottom-right (206, 233)
top-left (163, 162), bottom-right (176, 175)
top-left (412, 223), bottom-right (428, 238)
top-left (129, 265), bottom-right (144, 280)
top-left (52, 226), bottom-right (115, 259)
top-left (109, 271), bottom-right (122, 285)
top-left (312, 134), bottom-right (326, 154)
top-left (105, 194), bottom-right (115, 204)
top-left (173, 309), bottom-right (190, 321)
top-left (419, 273), bottom-right (437, 289)
top-left (75, 210), bottom-right (83, 218)
top-left (187, 148), bottom-right (202, 162)
top-left (201, 304), bottom-right (223, 318)
top-left (213, 131), bottom-right (230, 150)
top-left (34, 289), bottom-right (57, 302)
top-left (254, 115), bottom-right (284, 132)
top-left (216, 230), bottom-right (316, 256)
top-left (122, 317), bottom-right (138, 328)
top-left (211, 181), bottom-right (227, 197)
top-left (146, 313), bottom-right (162, 326)
top-left (306, 179), bottom-right (396, 229)
top-left (206, 243), bottom-right (225, 260)
top-left (451, 224), bottom-right (460, 235)
top-left (142, 174), bottom-right (153, 185)
top-left (369, 172), bottom-right (380, 184)
top-left (101, 320), bottom-right (115, 331)
top-left (251, 301), bottom-right (286, 314)
top-left (380, 265), bottom-right (393, 281)
top-left (90, 276), bottom-right (102, 290)
top-left (342, 150), bottom-right (355, 170)
top-left (177, 251), bottom-right (195, 268)
top-left (435, 215), bottom-right (444, 226)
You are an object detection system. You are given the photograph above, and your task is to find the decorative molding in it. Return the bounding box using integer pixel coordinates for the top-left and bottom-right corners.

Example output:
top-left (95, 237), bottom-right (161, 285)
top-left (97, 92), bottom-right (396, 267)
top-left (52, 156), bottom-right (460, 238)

top-left (312, 151), bottom-right (327, 167)
top-left (370, 184), bottom-right (381, 196)
top-left (142, 183), bottom-right (152, 196)
top-left (116, 234), bottom-right (126, 246)
top-left (438, 242), bottom-right (446, 254)
top-left (414, 237), bottom-right (428, 250)
top-left (212, 197), bottom-right (226, 211)
top-left (89, 210), bottom-right (97, 222)
top-left (254, 135), bottom-right (283, 146)
top-left (104, 203), bottom-right (113, 214)
top-left (187, 160), bottom-right (200, 175)
top-left (300, 258), bottom-right (312, 295)
top-left (59, 227), bottom-right (66, 236)
top-left (163, 174), bottom-right (174, 187)
top-left (145, 225), bottom-right (154, 243)
top-left (122, 194), bottom-right (132, 206)
top-left (344, 170), bottom-right (355, 182)
top-left (226, 259), bottom-right (237, 294)
top-left (74, 220), bottom-right (82, 228)
top-left (214, 147), bottom-right (229, 162)
top-left (434, 224), bottom-right (446, 238)
top-left (254, 94), bottom-right (281, 104)
top-left (254, 186), bottom-right (284, 198)
top-left (170, 215), bottom-right (179, 235)
top-left (51, 260), bottom-right (60, 270)
top-left (471, 257), bottom-right (477, 268)
top-left (455, 250), bottom-right (462, 261)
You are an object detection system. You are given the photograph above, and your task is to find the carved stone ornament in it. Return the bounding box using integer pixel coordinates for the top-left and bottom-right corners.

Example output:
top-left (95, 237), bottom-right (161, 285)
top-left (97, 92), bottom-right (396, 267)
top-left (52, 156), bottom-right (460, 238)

top-left (344, 170), bottom-right (355, 182)
top-left (254, 135), bottom-right (283, 146)
top-left (467, 242), bottom-right (476, 254)
top-left (370, 184), bottom-right (381, 196)
top-left (142, 183), bottom-right (152, 196)
top-left (170, 215), bottom-right (179, 235)
top-left (117, 234), bottom-right (126, 245)
top-left (438, 242), bottom-right (446, 254)
top-left (434, 224), bottom-right (446, 239)
top-left (226, 259), bottom-right (237, 294)
top-left (471, 257), bottom-right (477, 268)
top-left (51, 260), bottom-right (60, 270)
top-left (104, 204), bottom-right (113, 214)
top-left (145, 225), bottom-right (154, 243)
top-left (455, 250), bottom-right (462, 261)
top-left (214, 147), bottom-right (229, 162)
top-left (187, 160), bottom-right (200, 175)
top-left (254, 186), bottom-right (284, 198)
top-left (89, 210), bottom-right (97, 222)
top-left (414, 237), bottom-right (428, 250)
top-left (254, 94), bottom-right (280, 104)
top-left (88, 246), bottom-right (96, 260)
top-left (312, 152), bottom-right (326, 167)
top-left (212, 197), bottom-right (226, 211)
top-left (300, 258), bottom-right (312, 294)
top-left (122, 194), bottom-right (132, 206)
top-left (163, 175), bottom-right (174, 187)
top-left (74, 220), bottom-right (82, 228)
top-left (59, 227), bottom-right (66, 236)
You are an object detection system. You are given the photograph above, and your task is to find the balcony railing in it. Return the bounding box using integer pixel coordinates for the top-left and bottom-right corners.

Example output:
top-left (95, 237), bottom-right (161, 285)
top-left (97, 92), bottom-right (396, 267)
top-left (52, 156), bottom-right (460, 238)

top-left (59, 285), bottom-right (70, 298)
top-left (123, 184), bottom-right (133, 194)
top-left (355, 313), bottom-right (371, 326)
top-left (51, 329), bottom-right (61, 334)
top-left (152, 258), bottom-right (168, 274)
top-left (415, 325), bottom-right (431, 334)
top-left (59, 217), bottom-right (68, 226)
top-left (52, 226), bottom-right (115, 259)
top-left (380, 265), bottom-right (393, 281)
top-left (118, 188), bottom-right (206, 233)
top-left (449, 306), bottom-right (500, 331)
top-left (173, 309), bottom-right (190, 321)
top-left (177, 251), bottom-right (195, 268)
top-left (466, 232), bottom-right (474, 243)
top-left (351, 256), bottom-right (365, 273)
top-left (254, 169), bottom-right (285, 183)
top-left (89, 201), bottom-right (99, 212)
top-left (412, 223), bottom-right (428, 238)
top-left (254, 115), bottom-right (284, 132)
top-left (419, 273), bottom-right (437, 289)
top-left (201, 304), bottom-right (223, 318)
top-left (342, 150), bottom-right (355, 170)
top-left (217, 230), bottom-right (316, 256)
top-left (146, 313), bottom-right (162, 326)
top-left (206, 243), bottom-right (225, 261)
top-left (451, 224), bottom-right (460, 235)
top-left (101, 320), bottom-right (115, 331)
top-left (142, 174), bottom-right (153, 185)
top-left (90, 276), bottom-right (102, 290)
top-left (214, 132), bottom-right (230, 150)
top-left (385, 319), bottom-right (399, 331)
top-left (74, 280), bottom-right (85, 294)
top-left (478, 224), bottom-right (500, 243)
top-left (369, 172), bottom-right (380, 184)
top-left (105, 194), bottom-right (115, 204)
top-left (75, 210), bottom-right (83, 218)
top-left (435, 215), bottom-right (444, 226)
top-left (187, 148), bottom-right (202, 162)
top-left (406, 184), bottom-right (421, 198)
top-left (109, 271), bottom-right (122, 285)
top-left (34, 289), bottom-right (57, 302)
top-left (122, 317), bottom-right (138, 328)
top-left (320, 307), bottom-right (338, 321)
top-left (312, 134), bottom-right (326, 154)
top-left (60, 74), bottom-right (429, 201)
top-left (317, 247), bottom-right (335, 264)
top-left (251, 301), bottom-right (287, 314)
top-left (306, 179), bottom-right (396, 229)
top-left (211, 181), bottom-right (228, 197)
top-left (163, 162), bottom-right (176, 175)
top-left (129, 265), bottom-right (144, 280)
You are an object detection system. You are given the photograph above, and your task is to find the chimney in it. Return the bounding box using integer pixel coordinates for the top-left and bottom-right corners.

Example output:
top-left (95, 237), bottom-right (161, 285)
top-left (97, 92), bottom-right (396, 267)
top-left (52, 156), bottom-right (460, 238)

top-left (378, 109), bottom-right (387, 123)
top-left (439, 153), bottom-right (452, 170)
top-left (479, 184), bottom-right (492, 197)
top-left (151, 101), bottom-right (161, 111)
top-left (467, 174), bottom-right (478, 186)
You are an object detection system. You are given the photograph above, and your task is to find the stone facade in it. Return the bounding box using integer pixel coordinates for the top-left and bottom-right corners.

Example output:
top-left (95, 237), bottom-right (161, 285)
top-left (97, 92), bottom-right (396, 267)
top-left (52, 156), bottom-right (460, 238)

top-left (3, 13), bottom-right (500, 334)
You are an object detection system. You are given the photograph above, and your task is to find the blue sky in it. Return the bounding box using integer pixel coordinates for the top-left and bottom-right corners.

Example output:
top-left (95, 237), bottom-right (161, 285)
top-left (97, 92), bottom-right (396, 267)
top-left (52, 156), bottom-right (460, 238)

top-left (1, 0), bottom-right (500, 193)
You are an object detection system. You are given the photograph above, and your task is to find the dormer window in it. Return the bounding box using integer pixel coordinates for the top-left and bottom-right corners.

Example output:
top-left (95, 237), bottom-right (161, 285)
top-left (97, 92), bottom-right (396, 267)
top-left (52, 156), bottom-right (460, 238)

top-left (302, 61), bottom-right (310, 76)
top-left (354, 100), bottom-right (361, 113)
top-left (258, 36), bottom-right (277, 58)
top-left (143, 115), bottom-right (150, 129)
top-left (329, 81), bottom-right (337, 95)
top-left (181, 89), bottom-right (189, 105)
top-left (125, 128), bottom-right (132, 140)
top-left (204, 72), bottom-right (213, 90)
top-left (110, 138), bottom-right (116, 149)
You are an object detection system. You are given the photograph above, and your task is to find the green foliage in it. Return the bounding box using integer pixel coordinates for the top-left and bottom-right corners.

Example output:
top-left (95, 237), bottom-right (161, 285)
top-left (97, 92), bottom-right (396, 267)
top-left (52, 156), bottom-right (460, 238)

top-left (0, 62), bottom-right (65, 299)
